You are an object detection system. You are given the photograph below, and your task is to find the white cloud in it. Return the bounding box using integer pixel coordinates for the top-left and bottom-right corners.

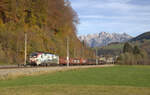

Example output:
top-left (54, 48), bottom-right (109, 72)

top-left (71, 0), bottom-right (150, 12)
top-left (80, 15), bottom-right (150, 23)
top-left (107, 0), bottom-right (132, 3)
top-left (70, 0), bottom-right (150, 36)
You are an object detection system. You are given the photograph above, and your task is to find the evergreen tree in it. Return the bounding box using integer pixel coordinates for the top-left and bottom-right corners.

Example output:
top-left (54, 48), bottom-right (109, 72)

top-left (133, 45), bottom-right (140, 54)
top-left (123, 42), bottom-right (133, 53)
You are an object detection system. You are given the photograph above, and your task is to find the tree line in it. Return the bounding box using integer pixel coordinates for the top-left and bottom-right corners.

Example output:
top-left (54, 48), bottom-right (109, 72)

top-left (117, 42), bottom-right (149, 65)
top-left (0, 0), bottom-right (94, 64)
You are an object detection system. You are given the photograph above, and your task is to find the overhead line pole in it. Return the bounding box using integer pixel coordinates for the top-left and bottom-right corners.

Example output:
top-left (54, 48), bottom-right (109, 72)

top-left (24, 33), bottom-right (27, 65)
top-left (67, 37), bottom-right (69, 67)
top-left (96, 48), bottom-right (98, 65)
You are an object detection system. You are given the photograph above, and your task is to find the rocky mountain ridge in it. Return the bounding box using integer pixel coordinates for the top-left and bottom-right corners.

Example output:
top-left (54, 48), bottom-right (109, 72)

top-left (79, 32), bottom-right (132, 47)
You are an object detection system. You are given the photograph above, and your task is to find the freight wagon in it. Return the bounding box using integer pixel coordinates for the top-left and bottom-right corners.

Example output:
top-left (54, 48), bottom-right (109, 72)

top-left (59, 58), bottom-right (87, 65)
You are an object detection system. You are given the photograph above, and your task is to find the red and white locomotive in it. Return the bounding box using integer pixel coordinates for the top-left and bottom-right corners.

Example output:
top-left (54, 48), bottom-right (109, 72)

top-left (28, 52), bottom-right (59, 66)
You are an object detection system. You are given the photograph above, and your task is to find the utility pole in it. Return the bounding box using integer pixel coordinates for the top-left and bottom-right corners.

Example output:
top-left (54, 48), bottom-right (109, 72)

top-left (67, 37), bottom-right (69, 67)
top-left (73, 48), bottom-right (75, 58)
top-left (24, 33), bottom-right (27, 65)
top-left (96, 48), bottom-right (98, 65)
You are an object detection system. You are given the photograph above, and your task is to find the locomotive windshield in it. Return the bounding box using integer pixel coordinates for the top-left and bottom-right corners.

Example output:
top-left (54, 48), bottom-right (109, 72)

top-left (30, 53), bottom-right (38, 58)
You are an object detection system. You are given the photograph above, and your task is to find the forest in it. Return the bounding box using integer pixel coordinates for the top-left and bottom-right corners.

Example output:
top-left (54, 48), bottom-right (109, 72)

top-left (116, 42), bottom-right (150, 65)
top-left (0, 0), bottom-right (94, 64)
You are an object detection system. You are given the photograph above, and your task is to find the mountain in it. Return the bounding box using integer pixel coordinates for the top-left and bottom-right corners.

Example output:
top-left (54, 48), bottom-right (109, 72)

top-left (96, 31), bottom-right (150, 56)
top-left (79, 32), bottom-right (132, 47)
top-left (130, 31), bottom-right (150, 56)
top-left (130, 31), bottom-right (150, 42)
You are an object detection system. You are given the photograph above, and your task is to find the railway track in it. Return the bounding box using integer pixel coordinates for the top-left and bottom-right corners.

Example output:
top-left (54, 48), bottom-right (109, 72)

top-left (0, 65), bottom-right (19, 69)
top-left (0, 63), bottom-right (107, 70)
top-left (0, 65), bottom-right (59, 69)
top-left (0, 66), bottom-right (28, 69)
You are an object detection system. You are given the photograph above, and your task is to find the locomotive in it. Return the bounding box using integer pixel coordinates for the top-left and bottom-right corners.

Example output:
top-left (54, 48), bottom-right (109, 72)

top-left (28, 52), bottom-right (59, 66)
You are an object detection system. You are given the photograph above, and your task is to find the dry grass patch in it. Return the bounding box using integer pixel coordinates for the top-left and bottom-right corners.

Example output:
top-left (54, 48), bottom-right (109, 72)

top-left (0, 85), bottom-right (150, 95)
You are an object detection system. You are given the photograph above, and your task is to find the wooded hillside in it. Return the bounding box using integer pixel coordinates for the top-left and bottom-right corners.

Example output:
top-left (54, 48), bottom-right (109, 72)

top-left (131, 32), bottom-right (150, 42)
top-left (0, 0), bottom-right (94, 64)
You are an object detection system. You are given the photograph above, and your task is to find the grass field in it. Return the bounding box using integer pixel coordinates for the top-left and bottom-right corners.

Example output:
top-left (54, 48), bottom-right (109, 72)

top-left (102, 43), bottom-right (124, 50)
top-left (0, 66), bottom-right (150, 95)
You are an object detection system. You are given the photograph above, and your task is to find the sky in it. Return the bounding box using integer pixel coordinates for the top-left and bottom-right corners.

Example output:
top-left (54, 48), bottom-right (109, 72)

top-left (69, 0), bottom-right (150, 37)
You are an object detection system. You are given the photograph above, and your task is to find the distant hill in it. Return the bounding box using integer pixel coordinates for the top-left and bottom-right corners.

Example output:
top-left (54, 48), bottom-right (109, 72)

top-left (97, 31), bottom-right (150, 56)
top-left (131, 31), bottom-right (150, 56)
top-left (79, 32), bottom-right (132, 47)
top-left (131, 32), bottom-right (150, 42)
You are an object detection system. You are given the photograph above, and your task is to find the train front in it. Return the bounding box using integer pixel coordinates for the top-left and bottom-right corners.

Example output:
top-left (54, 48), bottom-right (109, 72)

top-left (29, 52), bottom-right (41, 66)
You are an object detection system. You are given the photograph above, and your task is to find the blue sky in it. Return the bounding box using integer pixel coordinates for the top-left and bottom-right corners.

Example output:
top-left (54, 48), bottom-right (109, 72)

top-left (69, 0), bottom-right (150, 37)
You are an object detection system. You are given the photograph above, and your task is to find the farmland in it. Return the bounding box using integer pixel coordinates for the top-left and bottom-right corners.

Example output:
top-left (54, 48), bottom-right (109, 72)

top-left (0, 65), bottom-right (150, 95)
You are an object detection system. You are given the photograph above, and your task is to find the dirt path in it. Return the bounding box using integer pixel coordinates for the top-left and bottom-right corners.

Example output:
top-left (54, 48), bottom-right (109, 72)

top-left (0, 65), bottom-right (114, 80)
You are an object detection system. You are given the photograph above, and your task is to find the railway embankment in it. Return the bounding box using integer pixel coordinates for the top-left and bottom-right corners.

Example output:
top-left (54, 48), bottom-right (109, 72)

top-left (0, 65), bottom-right (114, 80)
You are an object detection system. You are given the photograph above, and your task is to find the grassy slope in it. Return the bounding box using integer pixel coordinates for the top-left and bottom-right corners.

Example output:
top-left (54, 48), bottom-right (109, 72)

top-left (102, 43), bottom-right (124, 50)
top-left (0, 66), bottom-right (150, 95)
top-left (98, 43), bottom-right (124, 56)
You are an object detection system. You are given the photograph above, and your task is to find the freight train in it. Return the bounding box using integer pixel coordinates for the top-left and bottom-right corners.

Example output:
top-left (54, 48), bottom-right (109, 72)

top-left (27, 52), bottom-right (105, 66)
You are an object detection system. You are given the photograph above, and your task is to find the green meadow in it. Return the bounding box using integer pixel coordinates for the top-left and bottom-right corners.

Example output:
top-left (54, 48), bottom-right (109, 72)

top-left (0, 66), bottom-right (150, 95)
